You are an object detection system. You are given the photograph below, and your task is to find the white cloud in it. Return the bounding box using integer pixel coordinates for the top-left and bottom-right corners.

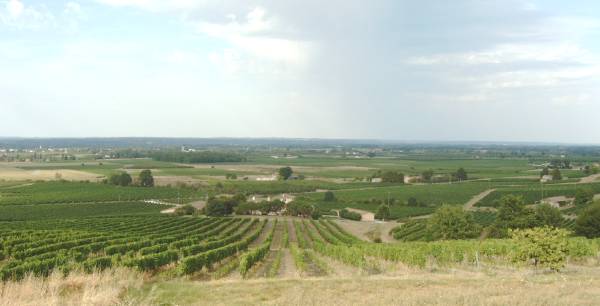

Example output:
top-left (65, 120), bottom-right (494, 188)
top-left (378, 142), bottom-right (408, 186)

top-left (198, 7), bottom-right (310, 65)
top-left (6, 0), bottom-right (23, 18)
top-left (406, 42), bottom-right (596, 66)
top-left (0, 0), bottom-right (56, 30)
top-left (95, 0), bottom-right (209, 11)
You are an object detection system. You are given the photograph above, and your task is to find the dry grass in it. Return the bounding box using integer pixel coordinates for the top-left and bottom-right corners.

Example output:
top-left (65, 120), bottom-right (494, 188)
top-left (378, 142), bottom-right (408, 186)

top-left (0, 167), bottom-right (100, 181)
top-left (130, 265), bottom-right (600, 305)
top-left (3, 266), bottom-right (600, 305)
top-left (334, 219), bottom-right (397, 242)
top-left (0, 268), bottom-right (143, 306)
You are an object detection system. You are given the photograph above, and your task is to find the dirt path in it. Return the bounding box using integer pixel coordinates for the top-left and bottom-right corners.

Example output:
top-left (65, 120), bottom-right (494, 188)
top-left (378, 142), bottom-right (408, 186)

top-left (464, 189), bottom-right (496, 211)
top-left (287, 220), bottom-right (298, 243)
top-left (250, 220), bottom-right (274, 248)
top-left (279, 248), bottom-right (298, 278)
top-left (580, 173), bottom-right (600, 184)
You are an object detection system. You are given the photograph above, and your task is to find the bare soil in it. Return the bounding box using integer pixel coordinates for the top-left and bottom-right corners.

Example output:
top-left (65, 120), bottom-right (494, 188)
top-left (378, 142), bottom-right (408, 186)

top-left (333, 219), bottom-right (396, 243)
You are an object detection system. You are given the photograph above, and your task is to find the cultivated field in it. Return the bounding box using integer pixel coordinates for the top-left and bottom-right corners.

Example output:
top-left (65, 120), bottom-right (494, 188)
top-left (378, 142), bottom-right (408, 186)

top-left (2, 145), bottom-right (600, 305)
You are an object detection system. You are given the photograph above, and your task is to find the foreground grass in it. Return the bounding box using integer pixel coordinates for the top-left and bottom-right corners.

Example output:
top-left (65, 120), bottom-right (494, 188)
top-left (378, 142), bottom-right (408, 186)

top-left (128, 266), bottom-right (600, 306)
top-left (0, 268), bottom-right (143, 306)
top-left (3, 266), bottom-right (600, 305)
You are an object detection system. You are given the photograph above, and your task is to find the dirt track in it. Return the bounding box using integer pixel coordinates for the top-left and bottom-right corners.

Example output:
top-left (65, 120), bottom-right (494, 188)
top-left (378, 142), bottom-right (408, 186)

top-left (463, 189), bottom-right (496, 211)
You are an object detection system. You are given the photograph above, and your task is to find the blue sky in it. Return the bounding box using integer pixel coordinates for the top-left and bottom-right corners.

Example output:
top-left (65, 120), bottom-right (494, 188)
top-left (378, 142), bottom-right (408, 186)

top-left (1, 0), bottom-right (600, 143)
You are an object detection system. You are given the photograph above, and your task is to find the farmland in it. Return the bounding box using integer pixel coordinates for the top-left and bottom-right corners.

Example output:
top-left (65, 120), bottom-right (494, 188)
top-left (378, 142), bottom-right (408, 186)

top-left (2, 140), bottom-right (600, 305)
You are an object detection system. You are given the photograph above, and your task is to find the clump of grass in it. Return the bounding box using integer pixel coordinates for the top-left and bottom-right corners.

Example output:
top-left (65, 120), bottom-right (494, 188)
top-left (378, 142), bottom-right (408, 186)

top-left (0, 267), bottom-right (143, 306)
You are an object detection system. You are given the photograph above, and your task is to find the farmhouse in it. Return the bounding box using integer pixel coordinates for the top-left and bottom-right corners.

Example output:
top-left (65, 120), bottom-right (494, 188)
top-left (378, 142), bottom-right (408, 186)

top-left (540, 175), bottom-right (553, 183)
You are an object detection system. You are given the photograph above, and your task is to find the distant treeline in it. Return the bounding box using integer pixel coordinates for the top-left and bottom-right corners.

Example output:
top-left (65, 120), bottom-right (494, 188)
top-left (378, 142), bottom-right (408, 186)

top-left (150, 151), bottom-right (247, 163)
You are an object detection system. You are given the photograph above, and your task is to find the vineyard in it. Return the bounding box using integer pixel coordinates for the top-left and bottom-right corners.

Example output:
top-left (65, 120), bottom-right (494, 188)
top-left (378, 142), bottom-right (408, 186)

top-left (2, 216), bottom-right (599, 282)
top-left (475, 182), bottom-right (600, 207)
top-left (0, 181), bottom-right (200, 205)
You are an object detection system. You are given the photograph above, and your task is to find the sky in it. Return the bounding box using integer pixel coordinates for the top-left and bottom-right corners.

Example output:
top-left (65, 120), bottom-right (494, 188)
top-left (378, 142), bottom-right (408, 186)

top-left (1, 0), bottom-right (600, 143)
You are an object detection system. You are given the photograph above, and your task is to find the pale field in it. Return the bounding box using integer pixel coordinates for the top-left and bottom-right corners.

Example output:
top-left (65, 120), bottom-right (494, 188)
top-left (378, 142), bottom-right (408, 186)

top-left (151, 175), bottom-right (208, 187)
top-left (334, 219), bottom-right (398, 243)
top-left (0, 167), bottom-right (101, 182)
top-left (3, 265), bottom-right (600, 305)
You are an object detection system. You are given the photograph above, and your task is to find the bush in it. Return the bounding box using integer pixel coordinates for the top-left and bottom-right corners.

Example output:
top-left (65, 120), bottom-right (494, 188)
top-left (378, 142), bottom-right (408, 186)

top-left (534, 204), bottom-right (563, 228)
top-left (380, 171), bottom-right (404, 183)
top-left (323, 191), bottom-right (336, 202)
top-left (575, 189), bottom-right (594, 207)
top-left (339, 209), bottom-right (361, 221)
top-left (510, 227), bottom-right (569, 271)
top-left (108, 172), bottom-right (132, 187)
top-left (375, 204), bottom-right (391, 221)
top-left (575, 202), bottom-right (600, 238)
top-left (426, 205), bottom-right (479, 240)
top-left (174, 205), bottom-right (197, 216)
top-left (311, 210), bottom-right (322, 220)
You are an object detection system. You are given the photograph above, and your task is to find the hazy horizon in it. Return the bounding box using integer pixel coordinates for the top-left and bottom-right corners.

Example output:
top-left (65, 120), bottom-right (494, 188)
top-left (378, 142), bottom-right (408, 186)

top-left (2, 1), bottom-right (600, 143)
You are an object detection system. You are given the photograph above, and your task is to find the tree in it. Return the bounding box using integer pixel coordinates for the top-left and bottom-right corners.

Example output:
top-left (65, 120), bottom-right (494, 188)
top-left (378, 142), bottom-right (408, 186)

top-left (174, 205), bottom-right (196, 216)
top-left (534, 204), bottom-right (564, 228)
top-left (426, 205), bottom-right (479, 240)
top-left (138, 169), bottom-right (154, 187)
top-left (421, 169), bottom-right (434, 182)
top-left (380, 171), bottom-right (404, 183)
top-left (551, 168), bottom-right (562, 181)
top-left (575, 202), bottom-right (600, 238)
top-left (540, 167), bottom-right (549, 177)
top-left (278, 167), bottom-right (293, 180)
top-left (490, 195), bottom-right (536, 237)
top-left (574, 189), bottom-right (594, 207)
top-left (454, 168), bottom-right (468, 181)
top-left (311, 210), bottom-right (322, 220)
top-left (511, 227), bottom-right (569, 271)
top-left (407, 197), bottom-right (418, 207)
top-left (204, 200), bottom-right (229, 216)
top-left (286, 201), bottom-right (316, 218)
top-left (323, 191), bottom-right (336, 202)
top-left (109, 172), bottom-right (132, 186)
top-left (339, 209), bottom-right (361, 221)
top-left (375, 204), bottom-right (391, 221)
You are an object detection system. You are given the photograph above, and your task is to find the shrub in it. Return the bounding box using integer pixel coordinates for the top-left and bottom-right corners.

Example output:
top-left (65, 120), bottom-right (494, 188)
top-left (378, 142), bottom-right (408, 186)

top-left (575, 189), bottom-right (594, 207)
top-left (534, 204), bottom-right (563, 228)
top-left (174, 205), bottom-right (196, 216)
top-left (510, 227), bottom-right (569, 271)
top-left (575, 202), bottom-right (600, 238)
top-left (339, 209), bottom-right (361, 221)
top-left (426, 205), bottom-right (479, 240)
top-left (375, 204), bottom-right (391, 221)
top-left (323, 191), bottom-right (336, 202)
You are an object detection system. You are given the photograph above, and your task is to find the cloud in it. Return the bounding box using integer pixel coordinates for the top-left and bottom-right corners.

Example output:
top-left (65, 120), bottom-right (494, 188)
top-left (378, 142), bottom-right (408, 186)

top-left (0, 0), bottom-right (55, 29)
top-left (6, 0), bottom-right (23, 18)
top-left (197, 6), bottom-right (311, 74)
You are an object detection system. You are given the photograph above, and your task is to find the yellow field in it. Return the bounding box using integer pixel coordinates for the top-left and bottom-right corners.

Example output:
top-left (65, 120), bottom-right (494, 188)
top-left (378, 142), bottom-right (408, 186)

top-left (0, 167), bottom-right (100, 181)
top-left (3, 266), bottom-right (600, 306)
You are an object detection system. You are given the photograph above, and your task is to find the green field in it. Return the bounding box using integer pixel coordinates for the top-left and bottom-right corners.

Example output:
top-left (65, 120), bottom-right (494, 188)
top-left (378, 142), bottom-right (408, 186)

top-left (0, 181), bottom-right (201, 205)
top-left (0, 202), bottom-right (169, 221)
top-left (476, 182), bottom-right (600, 207)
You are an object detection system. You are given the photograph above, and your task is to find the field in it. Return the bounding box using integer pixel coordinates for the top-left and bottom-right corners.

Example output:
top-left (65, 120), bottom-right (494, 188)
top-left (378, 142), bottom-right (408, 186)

top-left (0, 181), bottom-right (200, 205)
top-left (2, 145), bottom-right (600, 305)
top-left (476, 182), bottom-right (600, 207)
top-left (1, 215), bottom-right (599, 305)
